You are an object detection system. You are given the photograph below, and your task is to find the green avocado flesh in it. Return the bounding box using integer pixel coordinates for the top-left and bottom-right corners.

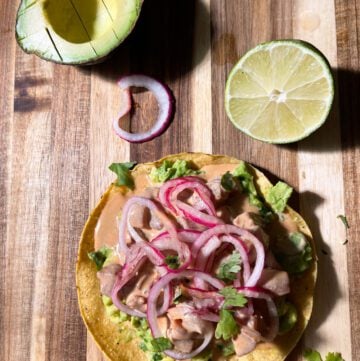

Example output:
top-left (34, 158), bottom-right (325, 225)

top-left (16, 0), bottom-right (142, 64)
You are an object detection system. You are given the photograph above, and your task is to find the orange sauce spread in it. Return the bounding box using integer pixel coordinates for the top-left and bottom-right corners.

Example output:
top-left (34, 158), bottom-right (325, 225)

top-left (94, 163), bottom-right (297, 251)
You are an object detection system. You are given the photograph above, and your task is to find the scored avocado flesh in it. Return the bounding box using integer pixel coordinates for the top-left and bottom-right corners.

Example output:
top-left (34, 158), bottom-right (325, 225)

top-left (16, 0), bottom-right (142, 64)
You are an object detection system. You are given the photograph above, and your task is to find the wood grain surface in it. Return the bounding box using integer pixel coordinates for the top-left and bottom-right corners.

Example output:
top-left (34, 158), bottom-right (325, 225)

top-left (1, 1), bottom-right (359, 360)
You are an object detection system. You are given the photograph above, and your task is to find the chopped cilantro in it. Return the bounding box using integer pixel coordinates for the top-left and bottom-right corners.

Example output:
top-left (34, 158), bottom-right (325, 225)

top-left (304, 349), bottom-right (323, 361)
top-left (266, 181), bottom-right (293, 213)
top-left (337, 215), bottom-right (350, 229)
top-left (220, 342), bottom-right (235, 357)
top-left (150, 337), bottom-right (172, 352)
top-left (165, 255), bottom-right (180, 270)
top-left (87, 246), bottom-right (113, 270)
top-left (233, 161), bottom-right (274, 222)
top-left (217, 251), bottom-right (241, 282)
top-left (304, 349), bottom-right (345, 361)
top-left (325, 353), bottom-right (345, 361)
top-left (215, 309), bottom-right (239, 341)
top-left (219, 287), bottom-right (247, 309)
top-left (150, 160), bottom-right (200, 183)
top-left (151, 354), bottom-right (163, 361)
top-left (109, 162), bottom-right (137, 189)
top-left (139, 342), bottom-right (148, 351)
top-left (172, 287), bottom-right (183, 304)
top-left (221, 171), bottom-right (237, 191)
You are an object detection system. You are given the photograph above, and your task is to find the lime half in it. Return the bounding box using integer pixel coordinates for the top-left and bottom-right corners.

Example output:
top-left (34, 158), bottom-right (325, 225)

top-left (225, 40), bottom-right (334, 143)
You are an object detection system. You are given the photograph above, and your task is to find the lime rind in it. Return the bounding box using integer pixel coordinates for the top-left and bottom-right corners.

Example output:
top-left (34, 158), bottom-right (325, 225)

top-left (225, 40), bottom-right (334, 144)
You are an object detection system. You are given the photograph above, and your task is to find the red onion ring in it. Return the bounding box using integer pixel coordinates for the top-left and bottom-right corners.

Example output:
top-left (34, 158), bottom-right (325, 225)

top-left (237, 287), bottom-right (279, 341)
top-left (169, 181), bottom-right (216, 216)
top-left (153, 229), bottom-right (201, 244)
top-left (147, 270), bottom-right (222, 359)
top-left (118, 196), bottom-right (177, 255)
top-left (111, 245), bottom-right (147, 317)
top-left (175, 200), bottom-right (224, 227)
top-left (151, 238), bottom-right (192, 272)
top-left (192, 309), bottom-right (220, 323)
top-left (113, 75), bottom-right (175, 143)
top-left (158, 178), bottom-right (190, 212)
top-left (192, 225), bottom-right (265, 287)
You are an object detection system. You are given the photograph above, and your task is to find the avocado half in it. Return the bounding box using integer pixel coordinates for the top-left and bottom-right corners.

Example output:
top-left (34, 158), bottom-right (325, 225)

top-left (15, 0), bottom-right (143, 65)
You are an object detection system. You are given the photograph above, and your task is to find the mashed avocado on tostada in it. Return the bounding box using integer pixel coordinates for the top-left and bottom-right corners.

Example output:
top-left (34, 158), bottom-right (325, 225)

top-left (76, 153), bottom-right (317, 361)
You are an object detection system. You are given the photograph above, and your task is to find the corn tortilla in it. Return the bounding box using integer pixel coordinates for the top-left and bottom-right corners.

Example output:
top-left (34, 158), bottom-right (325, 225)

top-left (76, 152), bottom-right (317, 361)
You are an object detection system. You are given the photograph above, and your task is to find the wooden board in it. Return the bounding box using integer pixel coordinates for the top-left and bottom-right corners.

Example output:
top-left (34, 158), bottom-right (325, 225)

top-left (1, 0), bottom-right (359, 360)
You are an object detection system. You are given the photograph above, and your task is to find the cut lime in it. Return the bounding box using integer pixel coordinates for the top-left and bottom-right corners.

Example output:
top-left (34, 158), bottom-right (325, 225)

top-left (225, 40), bottom-right (334, 143)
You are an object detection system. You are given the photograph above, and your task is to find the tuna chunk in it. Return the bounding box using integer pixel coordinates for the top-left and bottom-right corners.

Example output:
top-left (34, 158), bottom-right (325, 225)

top-left (97, 263), bottom-right (122, 297)
top-left (128, 204), bottom-right (150, 229)
top-left (207, 178), bottom-right (230, 204)
top-left (128, 204), bottom-right (163, 230)
top-left (123, 262), bottom-right (159, 313)
top-left (216, 206), bottom-right (232, 223)
top-left (172, 340), bottom-right (194, 353)
top-left (233, 212), bottom-right (269, 246)
top-left (126, 290), bottom-right (147, 313)
top-left (232, 326), bottom-right (262, 357)
top-left (258, 268), bottom-right (290, 296)
top-left (166, 304), bottom-right (213, 352)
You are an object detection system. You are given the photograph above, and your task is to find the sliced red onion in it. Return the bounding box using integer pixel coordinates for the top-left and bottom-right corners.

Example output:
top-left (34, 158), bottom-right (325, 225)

top-left (152, 229), bottom-right (201, 243)
top-left (192, 225), bottom-right (264, 287)
top-left (113, 75), bottom-right (175, 143)
top-left (169, 181), bottom-right (216, 216)
top-left (176, 200), bottom-right (224, 227)
top-left (118, 196), bottom-right (177, 255)
top-left (155, 266), bottom-right (172, 316)
top-left (194, 236), bottom-right (221, 288)
top-left (167, 328), bottom-right (213, 360)
top-left (159, 176), bottom-right (206, 213)
top-left (193, 309), bottom-right (220, 323)
top-left (111, 245), bottom-right (147, 317)
top-left (147, 270), bottom-right (222, 359)
top-left (237, 287), bottom-right (279, 341)
top-left (138, 242), bottom-right (165, 267)
top-left (151, 237), bottom-right (192, 272)
top-left (222, 235), bottom-right (251, 283)
top-left (158, 178), bottom-right (189, 212)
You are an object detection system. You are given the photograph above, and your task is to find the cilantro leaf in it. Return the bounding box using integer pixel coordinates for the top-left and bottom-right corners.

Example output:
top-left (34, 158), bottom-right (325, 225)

top-left (165, 255), bottom-right (180, 270)
top-left (172, 287), bottom-right (183, 304)
top-left (325, 352), bottom-right (345, 361)
top-left (221, 172), bottom-right (237, 191)
top-left (150, 337), bottom-right (172, 352)
top-left (215, 309), bottom-right (239, 340)
top-left (304, 349), bottom-right (323, 361)
top-left (217, 342), bottom-right (235, 357)
top-left (233, 161), bottom-right (273, 222)
top-left (219, 287), bottom-right (247, 308)
top-left (266, 181), bottom-right (293, 213)
top-left (152, 354), bottom-right (163, 361)
top-left (150, 160), bottom-right (200, 183)
top-left (88, 246), bottom-right (113, 270)
top-left (217, 251), bottom-right (241, 282)
top-left (222, 342), bottom-right (235, 357)
top-left (337, 215), bottom-right (350, 229)
top-left (233, 161), bottom-right (256, 194)
top-left (109, 162), bottom-right (137, 189)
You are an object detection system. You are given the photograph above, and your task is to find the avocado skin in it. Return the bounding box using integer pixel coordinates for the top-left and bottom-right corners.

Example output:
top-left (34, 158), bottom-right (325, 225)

top-left (15, 0), bottom-right (143, 65)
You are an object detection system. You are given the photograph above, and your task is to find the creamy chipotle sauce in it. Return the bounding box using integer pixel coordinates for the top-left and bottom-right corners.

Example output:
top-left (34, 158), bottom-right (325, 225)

top-left (94, 163), bottom-right (298, 251)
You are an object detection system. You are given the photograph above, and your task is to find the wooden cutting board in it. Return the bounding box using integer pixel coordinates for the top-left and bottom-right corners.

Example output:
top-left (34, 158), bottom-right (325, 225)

top-left (1, 1), bottom-right (359, 360)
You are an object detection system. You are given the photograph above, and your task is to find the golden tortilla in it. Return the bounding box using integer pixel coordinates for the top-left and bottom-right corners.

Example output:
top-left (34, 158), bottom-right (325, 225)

top-left (76, 152), bottom-right (317, 361)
